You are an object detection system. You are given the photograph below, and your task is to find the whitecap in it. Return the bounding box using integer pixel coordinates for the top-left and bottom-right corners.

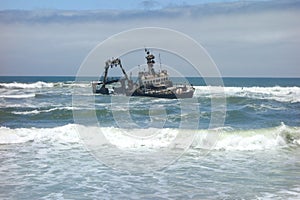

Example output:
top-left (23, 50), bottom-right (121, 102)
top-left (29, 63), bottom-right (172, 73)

top-left (0, 93), bottom-right (36, 99)
top-left (0, 81), bottom-right (54, 89)
top-left (1, 123), bottom-right (299, 151)
top-left (0, 124), bottom-right (80, 144)
top-left (192, 123), bottom-right (300, 151)
top-left (193, 86), bottom-right (300, 103)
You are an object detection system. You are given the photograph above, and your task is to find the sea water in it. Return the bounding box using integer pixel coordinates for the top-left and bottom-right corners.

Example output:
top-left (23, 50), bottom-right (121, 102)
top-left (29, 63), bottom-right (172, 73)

top-left (0, 77), bottom-right (299, 199)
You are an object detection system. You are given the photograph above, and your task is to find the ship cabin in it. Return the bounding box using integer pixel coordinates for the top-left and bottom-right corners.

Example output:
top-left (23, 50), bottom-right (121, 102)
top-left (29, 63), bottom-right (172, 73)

top-left (136, 49), bottom-right (174, 89)
top-left (138, 69), bottom-right (172, 88)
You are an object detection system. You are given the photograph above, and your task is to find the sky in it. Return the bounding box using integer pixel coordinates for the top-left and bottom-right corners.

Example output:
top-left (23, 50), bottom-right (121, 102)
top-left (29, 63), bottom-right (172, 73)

top-left (0, 0), bottom-right (239, 10)
top-left (0, 0), bottom-right (299, 77)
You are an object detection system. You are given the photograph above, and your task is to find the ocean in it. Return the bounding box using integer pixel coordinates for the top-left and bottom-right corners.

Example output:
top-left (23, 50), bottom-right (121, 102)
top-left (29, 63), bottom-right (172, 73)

top-left (0, 76), bottom-right (299, 199)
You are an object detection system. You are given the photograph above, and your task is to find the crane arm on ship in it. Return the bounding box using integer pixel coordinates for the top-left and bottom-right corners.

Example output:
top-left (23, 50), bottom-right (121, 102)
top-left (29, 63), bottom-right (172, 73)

top-left (116, 59), bottom-right (130, 81)
top-left (100, 61), bottom-right (110, 88)
top-left (100, 58), bottom-right (130, 87)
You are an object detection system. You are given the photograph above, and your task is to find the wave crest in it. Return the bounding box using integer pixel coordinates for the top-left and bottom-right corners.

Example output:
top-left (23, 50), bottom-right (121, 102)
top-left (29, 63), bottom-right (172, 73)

top-left (0, 123), bottom-right (299, 151)
top-left (0, 81), bottom-right (54, 89)
top-left (0, 81), bottom-right (90, 89)
top-left (193, 123), bottom-right (300, 151)
top-left (0, 93), bottom-right (36, 99)
top-left (194, 86), bottom-right (300, 103)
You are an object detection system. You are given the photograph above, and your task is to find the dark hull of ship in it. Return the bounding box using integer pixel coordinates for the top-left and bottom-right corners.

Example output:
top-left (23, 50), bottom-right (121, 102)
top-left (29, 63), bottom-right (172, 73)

top-left (128, 90), bottom-right (194, 99)
top-left (93, 83), bottom-right (194, 98)
top-left (92, 82), bottom-right (109, 94)
top-left (94, 88), bottom-right (109, 94)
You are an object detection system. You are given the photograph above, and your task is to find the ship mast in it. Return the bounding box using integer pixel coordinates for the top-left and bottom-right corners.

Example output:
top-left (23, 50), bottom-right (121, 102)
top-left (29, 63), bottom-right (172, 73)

top-left (145, 49), bottom-right (155, 75)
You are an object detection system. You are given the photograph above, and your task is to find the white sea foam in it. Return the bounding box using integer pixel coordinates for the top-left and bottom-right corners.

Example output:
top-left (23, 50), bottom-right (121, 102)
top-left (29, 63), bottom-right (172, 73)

top-left (0, 81), bottom-right (54, 89)
top-left (0, 93), bottom-right (36, 99)
top-left (246, 103), bottom-right (286, 111)
top-left (194, 86), bottom-right (300, 103)
top-left (69, 82), bottom-right (90, 88)
top-left (0, 124), bottom-right (80, 144)
top-left (0, 81), bottom-right (91, 89)
top-left (0, 102), bottom-right (66, 109)
top-left (102, 127), bottom-right (178, 149)
top-left (193, 123), bottom-right (300, 151)
top-left (56, 81), bottom-right (90, 88)
top-left (11, 106), bottom-right (79, 115)
top-left (0, 124), bottom-right (299, 151)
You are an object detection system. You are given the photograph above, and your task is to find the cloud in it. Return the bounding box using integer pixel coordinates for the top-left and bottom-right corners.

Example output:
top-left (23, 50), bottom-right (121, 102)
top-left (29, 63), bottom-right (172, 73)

top-left (139, 0), bottom-right (161, 10)
top-left (0, 1), bottom-right (299, 24)
top-left (0, 0), bottom-right (299, 76)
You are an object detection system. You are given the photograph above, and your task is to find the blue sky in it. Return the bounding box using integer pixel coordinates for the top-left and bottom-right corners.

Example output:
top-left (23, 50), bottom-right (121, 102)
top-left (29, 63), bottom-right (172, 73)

top-left (0, 0), bottom-right (239, 10)
top-left (0, 0), bottom-right (299, 77)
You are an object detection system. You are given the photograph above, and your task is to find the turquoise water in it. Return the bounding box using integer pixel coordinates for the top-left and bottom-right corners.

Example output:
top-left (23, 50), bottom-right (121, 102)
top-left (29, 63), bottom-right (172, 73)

top-left (0, 77), bottom-right (300, 199)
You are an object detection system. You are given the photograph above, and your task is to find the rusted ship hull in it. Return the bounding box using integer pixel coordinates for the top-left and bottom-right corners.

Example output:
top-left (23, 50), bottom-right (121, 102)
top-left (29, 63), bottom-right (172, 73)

top-left (127, 87), bottom-right (194, 99)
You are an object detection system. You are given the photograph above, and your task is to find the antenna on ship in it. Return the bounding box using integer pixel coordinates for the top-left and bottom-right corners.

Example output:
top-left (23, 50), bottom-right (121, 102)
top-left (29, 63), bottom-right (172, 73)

top-left (159, 53), bottom-right (162, 71)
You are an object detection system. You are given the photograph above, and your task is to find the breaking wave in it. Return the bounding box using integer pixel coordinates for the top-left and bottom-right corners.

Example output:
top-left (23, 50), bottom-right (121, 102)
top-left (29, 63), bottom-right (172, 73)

top-left (193, 123), bottom-right (300, 151)
top-left (0, 81), bottom-right (54, 89)
top-left (0, 93), bottom-right (36, 99)
top-left (194, 86), bottom-right (300, 103)
top-left (0, 81), bottom-right (89, 89)
top-left (1, 123), bottom-right (299, 151)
